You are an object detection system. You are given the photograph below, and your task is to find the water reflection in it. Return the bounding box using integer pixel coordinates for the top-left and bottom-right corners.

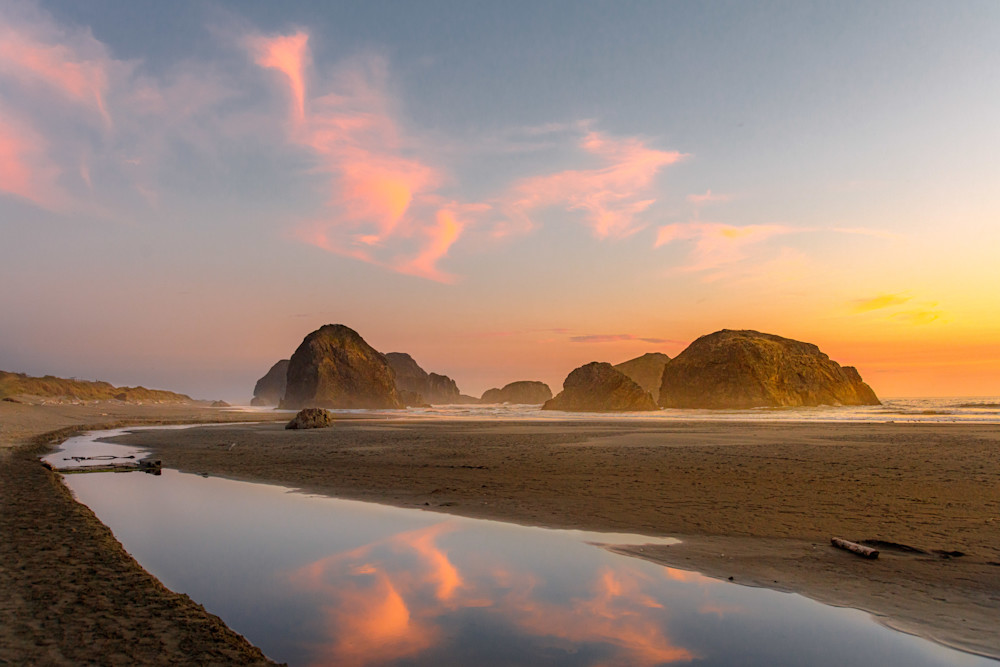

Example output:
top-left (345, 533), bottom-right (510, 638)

top-left (287, 522), bottom-right (693, 666)
top-left (51, 430), bottom-right (994, 667)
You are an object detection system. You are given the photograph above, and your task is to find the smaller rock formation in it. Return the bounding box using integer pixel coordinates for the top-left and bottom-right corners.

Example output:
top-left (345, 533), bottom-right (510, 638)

top-left (658, 329), bottom-right (881, 409)
top-left (385, 352), bottom-right (462, 404)
top-left (614, 352), bottom-right (671, 402)
top-left (285, 408), bottom-right (333, 429)
top-left (251, 360), bottom-right (290, 406)
top-left (543, 362), bottom-right (658, 412)
top-left (280, 325), bottom-right (402, 410)
top-left (210, 400), bottom-right (230, 408)
top-left (480, 381), bottom-right (553, 405)
top-left (398, 389), bottom-right (431, 408)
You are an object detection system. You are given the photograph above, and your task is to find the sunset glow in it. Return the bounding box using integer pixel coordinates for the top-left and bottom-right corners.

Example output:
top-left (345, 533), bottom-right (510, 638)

top-left (1, 1), bottom-right (998, 400)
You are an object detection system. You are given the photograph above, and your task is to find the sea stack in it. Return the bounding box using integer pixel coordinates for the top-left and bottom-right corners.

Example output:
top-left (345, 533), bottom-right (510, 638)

top-left (480, 381), bottom-right (553, 405)
top-left (658, 329), bottom-right (880, 409)
top-left (614, 352), bottom-right (671, 402)
top-left (280, 325), bottom-right (402, 410)
top-left (250, 359), bottom-right (289, 406)
top-left (543, 362), bottom-right (658, 412)
top-left (385, 352), bottom-right (461, 405)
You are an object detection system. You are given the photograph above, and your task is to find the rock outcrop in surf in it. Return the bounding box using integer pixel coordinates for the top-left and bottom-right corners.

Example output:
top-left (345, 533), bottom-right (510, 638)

top-left (613, 352), bottom-right (671, 402)
top-left (658, 329), bottom-right (880, 409)
top-left (280, 325), bottom-right (402, 410)
top-left (480, 381), bottom-right (553, 405)
top-left (385, 352), bottom-right (461, 405)
top-left (543, 362), bottom-right (658, 412)
top-left (250, 359), bottom-right (289, 406)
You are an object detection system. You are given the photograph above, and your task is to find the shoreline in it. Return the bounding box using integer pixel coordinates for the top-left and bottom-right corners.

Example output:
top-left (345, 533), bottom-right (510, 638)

top-left (4, 404), bottom-right (1000, 663)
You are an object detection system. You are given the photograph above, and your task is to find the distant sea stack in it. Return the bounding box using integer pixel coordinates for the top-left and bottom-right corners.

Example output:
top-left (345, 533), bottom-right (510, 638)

top-left (543, 362), bottom-right (658, 412)
top-left (280, 325), bottom-right (402, 410)
top-left (480, 381), bottom-right (553, 405)
top-left (385, 352), bottom-right (461, 405)
top-left (658, 329), bottom-right (880, 409)
top-left (614, 352), bottom-right (671, 402)
top-left (250, 359), bottom-right (289, 406)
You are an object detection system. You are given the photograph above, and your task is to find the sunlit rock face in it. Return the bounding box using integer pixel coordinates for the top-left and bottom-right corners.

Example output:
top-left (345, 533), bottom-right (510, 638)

top-left (543, 362), bottom-right (658, 412)
top-left (251, 359), bottom-right (289, 406)
top-left (658, 329), bottom-right (881, 409)
top-left (280, 325), bottom-right (402, 410)
top-left (385, 352), bottom-right (461, 405)
top-left (480, 381), bottom-right (553, 405)
top-left (614, 353), bottom-right (671, 403)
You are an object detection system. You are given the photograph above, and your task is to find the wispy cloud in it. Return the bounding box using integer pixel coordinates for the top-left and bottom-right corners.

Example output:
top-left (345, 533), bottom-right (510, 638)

top-left (851, 293), bottom-right (911, 313)
top-left (655, 222), bottom-right (798, 272)
top-left (686, 189), bottom-right (730, 205)
top-left (569, 334), bottom-right (673, 344)
top-left (0, 111), bottom-right (57, 206)
top-left (891, 308), bottom-right (944, 325)
top-left (502, 131), bottom-right (684, 239)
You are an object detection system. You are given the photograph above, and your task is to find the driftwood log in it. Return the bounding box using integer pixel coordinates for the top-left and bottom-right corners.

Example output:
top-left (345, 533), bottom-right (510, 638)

top-left (831, 537), bottom-right (879, 559)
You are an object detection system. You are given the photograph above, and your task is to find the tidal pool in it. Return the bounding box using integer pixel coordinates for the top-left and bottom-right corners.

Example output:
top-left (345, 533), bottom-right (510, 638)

top-left (47, 430), bottom-right (994, 666)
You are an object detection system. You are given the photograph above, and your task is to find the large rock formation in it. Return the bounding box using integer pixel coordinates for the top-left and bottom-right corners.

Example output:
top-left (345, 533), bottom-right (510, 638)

top-left (385, 352), bottom-right (462, 405)
top-left (543, 362), bottom-right (658, 412)
top-left (658, 329), bottom-right (881, 409)
top-left (250, 359), bottom-right (289, 406)
top-left (614, 352), bottom-right (671, 402)
top-left (280, 325), bottom-right (402, 410)
top-left (480, 381), bottom-right (553, 405)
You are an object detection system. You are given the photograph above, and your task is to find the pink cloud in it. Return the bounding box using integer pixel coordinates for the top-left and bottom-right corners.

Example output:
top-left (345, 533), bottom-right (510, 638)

top-left (570, 334), bottom-right (673, 344)
top-left (250, 31), bottom-right (309, 123)
top-left (251, 34), bottom-right (469, 282)
top-left (655, 222), bottom-right (798, 272)
top-left (0, 113), bottom-right (58, 207)
top-left (503, 131), bottom-right (684, 239)
top-left (0, 20), bottom-right (112, 125)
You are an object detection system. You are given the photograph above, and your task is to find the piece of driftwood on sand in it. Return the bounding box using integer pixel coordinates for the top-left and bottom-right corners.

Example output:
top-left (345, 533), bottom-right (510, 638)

top-left (831, 537), bottom-right (880, 559)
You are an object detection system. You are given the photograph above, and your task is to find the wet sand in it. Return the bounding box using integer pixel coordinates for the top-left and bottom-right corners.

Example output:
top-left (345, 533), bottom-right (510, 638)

top-left (4, 404), bottom-right (999, 662)
top-left (110, 418), bottom-right (1000, 660)
top-left (0, 403), bottom-right (288, 666)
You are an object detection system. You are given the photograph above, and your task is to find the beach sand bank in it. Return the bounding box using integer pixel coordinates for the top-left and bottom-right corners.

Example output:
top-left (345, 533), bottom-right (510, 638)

top-left (111, 418), bottom-right (1000, 659)
top-left (0, 403), bottom-right (288, 665)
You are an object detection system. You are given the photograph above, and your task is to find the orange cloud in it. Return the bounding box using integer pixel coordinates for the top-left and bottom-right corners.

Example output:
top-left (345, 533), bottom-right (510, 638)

top-left (656, 222), bottom-right (797, 271)
top-left (250, 35), bottom-right (468, 282)
top-left (851, 293), bottom-right (911, 313)
top-left (892, 308), bottom-right (944, 325)
top-left (250, 31), bottom-right (309, 123)
top-left (504, 131), bottom-right (684, 238)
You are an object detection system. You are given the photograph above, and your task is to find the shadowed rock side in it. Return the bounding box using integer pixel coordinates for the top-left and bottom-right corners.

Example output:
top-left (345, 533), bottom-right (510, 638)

top-left (543, 362), bottom-right (658, 412)
top-left (480, 381), bottom-right (553, 405)
top-left (250, 359), bottom-right (289, 406)
top-left (659, 329), bottom-right (881, 409)
top-left (385, 352), bottom-right (461, 404)
top-left (280, 324), bottom-right (402, 410)
top-left (613, 352), bottom-right (671, 402)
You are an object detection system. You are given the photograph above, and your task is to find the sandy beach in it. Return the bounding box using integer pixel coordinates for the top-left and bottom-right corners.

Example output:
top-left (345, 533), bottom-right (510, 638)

top-left (3, 404), bottom-right (999, 663)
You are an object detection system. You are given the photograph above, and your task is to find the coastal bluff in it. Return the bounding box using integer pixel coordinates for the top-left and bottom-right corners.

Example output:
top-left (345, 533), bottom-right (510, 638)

top-left (543, 362), bottom-right (658, 412)
top-left (659, 329), bottom-right (880, 409)
top-left (280, 325), bottom-right (402, 410)
top-left (480, 381), bottom-right (553, 405)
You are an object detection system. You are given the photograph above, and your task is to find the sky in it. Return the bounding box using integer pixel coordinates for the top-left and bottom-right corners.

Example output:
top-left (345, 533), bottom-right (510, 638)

top-left (1, 0), bottom-right (999, 402)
